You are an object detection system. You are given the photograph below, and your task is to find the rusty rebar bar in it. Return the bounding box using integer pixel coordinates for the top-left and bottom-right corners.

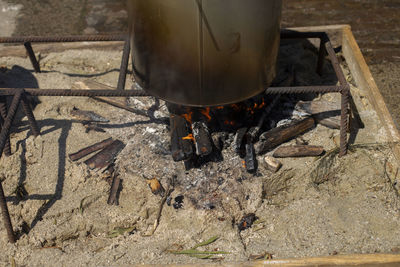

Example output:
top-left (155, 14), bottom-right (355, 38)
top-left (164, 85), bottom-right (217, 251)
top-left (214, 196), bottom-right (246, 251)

top-left (0, 89), bottom-right (23, 243)
top-left (339, 85), bottom-right (350, 157)
top-left (21, 95), bottom-right (40, 137)
top-left (0, 182), bottom-right (15, 243)
top-left (0, 97), bottom-right (11, 156)
top-left (0, 34), bottom-right (126, 44)
top-left (117, 38), bottom-right (131, 91)
top-left (0, 89), bottom-right (151, 97)
top-left (24, 42), bottom-right (41, 73)
top-left (316, 38), bottom-right (327, 75)
top-left (325, 41), bottom-right (348, 87)
top-left (265, 85), bottom-right (342, 95)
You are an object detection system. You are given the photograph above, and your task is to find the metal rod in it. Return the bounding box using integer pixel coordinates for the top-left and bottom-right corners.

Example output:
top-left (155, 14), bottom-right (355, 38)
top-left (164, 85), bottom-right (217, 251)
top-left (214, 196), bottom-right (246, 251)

top-left (0, 97), bottom-right (11, 156)
top-left (0, 182), bottom-right (15, 243)
top-left (316, 38), bottom-right (327, 75)
top-left (281, 30), bottom-right (325, 40)
top-left (0, 89), bottom-right (23, 243)
top-left (0, 89), bottom-right (151, 97)
top-left (21, 95), bottom-right (40, 137)
top-left (339, 86), bottom-right (350, 157)
top-left (117, 38), bottom-right (131, 91)
top-left (325, 40), bottom-right (348, 86)
top-left (0, 34), bottom-right (126, 44)
top-left (24, 42), bottom-right (41, 73)
top-left (265, 85), bottom-right (342, 95)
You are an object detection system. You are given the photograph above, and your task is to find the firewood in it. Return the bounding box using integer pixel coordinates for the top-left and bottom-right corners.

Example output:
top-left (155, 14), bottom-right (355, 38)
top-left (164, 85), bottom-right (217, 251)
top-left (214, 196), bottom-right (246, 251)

top-left (244, 142), bottom-right (257, 173)
top-left (263, 156), bottom-right (282, 173)
top-left (233, 127), bottom-right (247, 153)
top-left (170, 114), bottom-right (194, 162)
top-left (255, 117), bottom-right (315, 155)
top-left (68, 138), bottom-right (113, 161)
top-left (273, 145), bottom-right (325, 158)
top-left (84, 140), bottom-right (125, 169)
top-left (192, 121), bottom-right (212, 156)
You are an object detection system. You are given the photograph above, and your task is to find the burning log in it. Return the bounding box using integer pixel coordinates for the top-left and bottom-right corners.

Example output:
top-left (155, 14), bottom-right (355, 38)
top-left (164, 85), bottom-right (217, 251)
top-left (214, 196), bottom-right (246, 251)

top-left (248, 95), bottom-right (281, 142)
top-left (84, 140), bottom-right (125, 170)
top-left (170, 114), bottom-right (194, 162)
top-left (233, 127), bottom-right (247, 154)
top-left (68, 137), bottom-right (114, 161)
top-left (255, 117), bottom-right (315, 155)
top-left (273, 145), bottom-right (325, 158)
top-left (192, 121), bottom-right (212, 156)
top-left (244, 142), bottom-right (257, 173)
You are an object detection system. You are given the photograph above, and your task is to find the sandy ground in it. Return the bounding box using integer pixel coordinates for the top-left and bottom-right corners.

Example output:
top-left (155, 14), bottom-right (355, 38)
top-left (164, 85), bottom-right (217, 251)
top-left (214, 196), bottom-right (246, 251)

top-left (0, 35), bottom-right (399, 266)
top-left (0, 1), bottom-right (400, 265)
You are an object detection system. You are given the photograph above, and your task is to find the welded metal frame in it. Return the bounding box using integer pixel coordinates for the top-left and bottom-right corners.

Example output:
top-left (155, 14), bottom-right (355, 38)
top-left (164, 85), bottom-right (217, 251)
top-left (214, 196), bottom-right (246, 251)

top-left (0, 30), bottom-right (349, 243)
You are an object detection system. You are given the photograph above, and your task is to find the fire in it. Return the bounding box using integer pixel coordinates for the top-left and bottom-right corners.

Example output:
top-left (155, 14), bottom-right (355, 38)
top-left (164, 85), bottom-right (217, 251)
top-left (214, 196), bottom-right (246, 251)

top-left (224, 120), bottom-right (235, 126)
top-left (232, 104), bottom-right (241, 111)
top-left (242, 160), bottom-right (246, 168)
top-left (182, 111), bottom-right (193, 124)
top-left (200, 107), bottom-right (212, 121)
top-left (182, 133), bottom-right (195, 141)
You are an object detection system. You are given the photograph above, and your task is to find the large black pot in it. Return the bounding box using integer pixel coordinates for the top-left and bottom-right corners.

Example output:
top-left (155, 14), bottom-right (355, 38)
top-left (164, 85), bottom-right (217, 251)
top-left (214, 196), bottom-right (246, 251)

top-left (128, 0), bottom-right (282, 106)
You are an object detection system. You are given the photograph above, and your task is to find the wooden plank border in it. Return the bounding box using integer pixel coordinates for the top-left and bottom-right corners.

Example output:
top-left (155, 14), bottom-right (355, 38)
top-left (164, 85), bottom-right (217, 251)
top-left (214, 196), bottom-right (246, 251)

top-left (341, 26), bottom-right (400, 161)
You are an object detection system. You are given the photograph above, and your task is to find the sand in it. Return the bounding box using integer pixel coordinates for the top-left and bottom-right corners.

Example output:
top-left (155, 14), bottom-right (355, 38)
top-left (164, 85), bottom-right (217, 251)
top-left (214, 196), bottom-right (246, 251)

top-left (0, 34), bottom-right (400, 266)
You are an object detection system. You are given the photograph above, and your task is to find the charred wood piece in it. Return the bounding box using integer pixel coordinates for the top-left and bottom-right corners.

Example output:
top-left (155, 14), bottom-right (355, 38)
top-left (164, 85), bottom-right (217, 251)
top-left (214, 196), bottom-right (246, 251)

top-left (211, 132), bottom-right (227, 152)
top-left (255, 117), bottom-right (315, 155)
top-left (107, 172), bottom-right (121, 205)
top-left (233, 127), bottom-right (247, 154)
top-left (273, 145), bottom-right (325, 158)
top-left (192, 121), bottom-right (212, 156)
top-left (68, 138), bottom-right (114, 161)
top-left (263, 156), bottom-right (282, 173)
top-left (170, 114), bottom-right (193, 162)
top-left (84, 140), bottom-right (125, 170)
top-left (244, 142), bottom-right (257, 173)
top-left (248, 95), bottom-right (281, 142)
top-left (238, 213), bottom-right (258, 231)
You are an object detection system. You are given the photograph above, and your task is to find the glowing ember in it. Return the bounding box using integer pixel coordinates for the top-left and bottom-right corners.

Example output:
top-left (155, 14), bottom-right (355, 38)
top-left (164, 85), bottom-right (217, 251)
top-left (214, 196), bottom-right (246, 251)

top-left (224, 120), bottom-right (235, 126)
top-left (200, 107), bottom-right (212, 121)
top-left (182, 111), bottom-right (193, 124)
top-left (182, 133), bottom-right (195, 141)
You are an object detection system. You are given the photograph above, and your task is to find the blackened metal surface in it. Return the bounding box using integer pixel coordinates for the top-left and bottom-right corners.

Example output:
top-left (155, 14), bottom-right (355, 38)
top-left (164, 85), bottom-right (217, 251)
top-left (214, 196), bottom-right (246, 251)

top-left (128, 0), bottom-right (282, 106)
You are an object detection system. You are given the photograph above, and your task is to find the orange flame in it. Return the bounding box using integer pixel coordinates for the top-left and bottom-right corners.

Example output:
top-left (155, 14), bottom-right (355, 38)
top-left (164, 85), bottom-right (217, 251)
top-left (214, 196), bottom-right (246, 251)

top-left (201, 107), bottom-right (212, 121)
top-left (182, 111), bottom-right (193, 124)
top-left (182, 133), bottom-right (195, 141)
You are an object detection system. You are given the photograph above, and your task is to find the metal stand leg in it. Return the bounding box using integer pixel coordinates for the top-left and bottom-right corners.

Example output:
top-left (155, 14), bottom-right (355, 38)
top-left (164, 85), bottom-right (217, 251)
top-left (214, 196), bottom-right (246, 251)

top-left (117, 38), bottom-right (131, 91)
top-left (0, 90), bottom-right (23, 243)
top-left (316, 38), bottom-right (327, 75)
top-left (0, 97), bottom-right (12, 156)
top-left (24, 42), bottom-right (41, 73)
top-left (21, 96), bottom-right (40, 137)
top-left (339, 86), bottom-right (350, 157)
